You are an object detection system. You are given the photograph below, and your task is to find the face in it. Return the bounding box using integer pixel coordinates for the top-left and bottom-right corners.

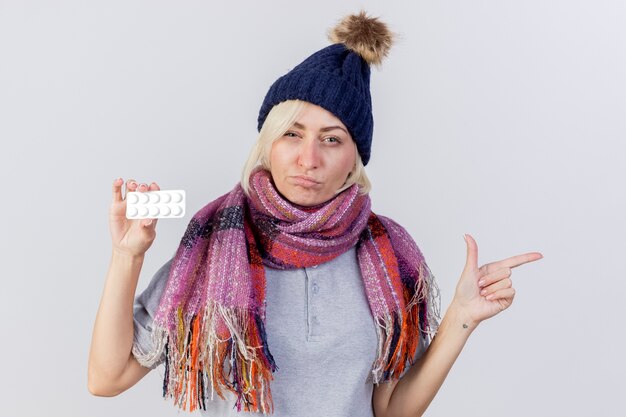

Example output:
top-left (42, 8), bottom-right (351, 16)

top-left (269, 102), bottom-right (357, 207)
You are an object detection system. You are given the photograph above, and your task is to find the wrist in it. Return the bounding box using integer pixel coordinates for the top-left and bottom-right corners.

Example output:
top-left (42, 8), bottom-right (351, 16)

top-left (447, 300), bottom-right (480, 332)
top-left (111, 247), bottom-right (145, 264)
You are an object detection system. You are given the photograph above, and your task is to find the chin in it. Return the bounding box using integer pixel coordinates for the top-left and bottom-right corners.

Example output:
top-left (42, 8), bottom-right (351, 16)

top-left (285, 191), bottom-right (331, 207)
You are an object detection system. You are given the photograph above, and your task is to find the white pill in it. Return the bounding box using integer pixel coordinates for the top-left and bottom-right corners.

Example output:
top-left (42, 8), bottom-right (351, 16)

top-left (124, 189), bottom-right (185, 219)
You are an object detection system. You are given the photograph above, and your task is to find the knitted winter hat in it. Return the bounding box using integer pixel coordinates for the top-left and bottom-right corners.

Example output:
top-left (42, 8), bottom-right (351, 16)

top-left (257, 11), bottom-right (394, 166)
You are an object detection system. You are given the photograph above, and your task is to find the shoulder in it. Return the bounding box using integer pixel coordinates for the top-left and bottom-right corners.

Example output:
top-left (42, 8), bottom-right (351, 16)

top-left (135, 256), bottom-right (175, 306)
top-left (374, 214), bottom-right (427, 260)
top-left (375, 214), bottom-right (407, 236)
top-left (375, 214), bottom-right (417, 243)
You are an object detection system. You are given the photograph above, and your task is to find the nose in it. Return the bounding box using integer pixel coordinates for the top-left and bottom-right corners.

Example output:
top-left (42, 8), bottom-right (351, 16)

top-left (297, 137), bottom-right (321, 169)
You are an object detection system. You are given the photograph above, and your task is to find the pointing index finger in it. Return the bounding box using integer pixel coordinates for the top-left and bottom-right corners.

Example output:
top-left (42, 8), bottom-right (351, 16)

top-left (481, 252), bottom-right (543, 274)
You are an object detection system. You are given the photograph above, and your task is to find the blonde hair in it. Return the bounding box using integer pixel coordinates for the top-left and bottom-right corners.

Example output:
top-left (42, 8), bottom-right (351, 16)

top-left (241, 99), bottom-right (371, 196)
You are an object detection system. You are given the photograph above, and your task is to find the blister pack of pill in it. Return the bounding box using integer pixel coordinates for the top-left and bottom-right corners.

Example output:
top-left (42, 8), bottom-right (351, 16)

top-left (125, 190), bottom-right (186, 219)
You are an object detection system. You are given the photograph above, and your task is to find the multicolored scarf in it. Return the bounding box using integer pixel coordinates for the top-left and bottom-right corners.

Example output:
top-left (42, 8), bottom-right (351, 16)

top-left (133, 168), bottom-right (440, 414)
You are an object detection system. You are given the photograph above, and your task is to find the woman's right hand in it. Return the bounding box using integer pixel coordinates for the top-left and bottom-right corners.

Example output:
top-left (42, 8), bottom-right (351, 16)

top-left (109, 178), bottom-right (160, 257)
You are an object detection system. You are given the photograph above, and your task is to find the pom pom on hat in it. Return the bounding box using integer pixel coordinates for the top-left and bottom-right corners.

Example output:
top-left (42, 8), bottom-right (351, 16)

top-left (328, 10), bottom-right (395, 66)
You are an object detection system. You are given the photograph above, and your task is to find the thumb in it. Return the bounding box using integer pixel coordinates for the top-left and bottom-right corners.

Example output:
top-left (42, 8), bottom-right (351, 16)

top-left (142, 218), bottom-right (158, 229)
top-left (463, 233), bottom-right (478, 272)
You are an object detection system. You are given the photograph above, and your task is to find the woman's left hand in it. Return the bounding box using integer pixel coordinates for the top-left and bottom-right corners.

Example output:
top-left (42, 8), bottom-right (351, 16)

top-left (452, 233), bottom-right (543, 327)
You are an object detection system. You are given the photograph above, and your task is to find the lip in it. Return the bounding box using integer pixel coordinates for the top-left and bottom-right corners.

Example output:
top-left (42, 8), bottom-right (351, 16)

top-left (289, 175), bottom-right (322, 187)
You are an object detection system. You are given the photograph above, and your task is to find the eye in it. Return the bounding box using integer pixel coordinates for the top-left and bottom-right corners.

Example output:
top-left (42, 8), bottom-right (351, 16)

top-left (284, 131), bottom-right (300, 138)
top-left (323, 136), bottom-right (342, 144)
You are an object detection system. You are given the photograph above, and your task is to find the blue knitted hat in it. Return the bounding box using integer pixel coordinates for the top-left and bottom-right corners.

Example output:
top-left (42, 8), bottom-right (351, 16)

top-left (257, 11), bottom-right (394, 166)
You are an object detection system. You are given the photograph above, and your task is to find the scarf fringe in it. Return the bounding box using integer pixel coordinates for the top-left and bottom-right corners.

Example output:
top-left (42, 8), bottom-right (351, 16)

top-left (136, 304), bottom-right (276, 414)
top-left (132, 326), bottom-right (168, 368)
top-left (409, 261), bottom-right (441, 339)
top-left (370, 261), bottom-right (441, 384)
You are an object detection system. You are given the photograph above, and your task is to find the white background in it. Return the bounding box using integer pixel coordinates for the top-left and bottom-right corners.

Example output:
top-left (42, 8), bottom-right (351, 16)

top-left (1, 1), bottom-right (624, 416)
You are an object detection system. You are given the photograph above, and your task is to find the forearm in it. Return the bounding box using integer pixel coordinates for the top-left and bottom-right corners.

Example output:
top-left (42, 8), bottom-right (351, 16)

top-left (384, 302), bottom-right (476, 417)
top-left (88, 250), bottom-right (144, 391)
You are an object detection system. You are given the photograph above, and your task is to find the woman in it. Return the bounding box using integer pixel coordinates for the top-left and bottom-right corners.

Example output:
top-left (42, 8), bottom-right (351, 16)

top-left (88, 11), bottom-right (543, 417)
